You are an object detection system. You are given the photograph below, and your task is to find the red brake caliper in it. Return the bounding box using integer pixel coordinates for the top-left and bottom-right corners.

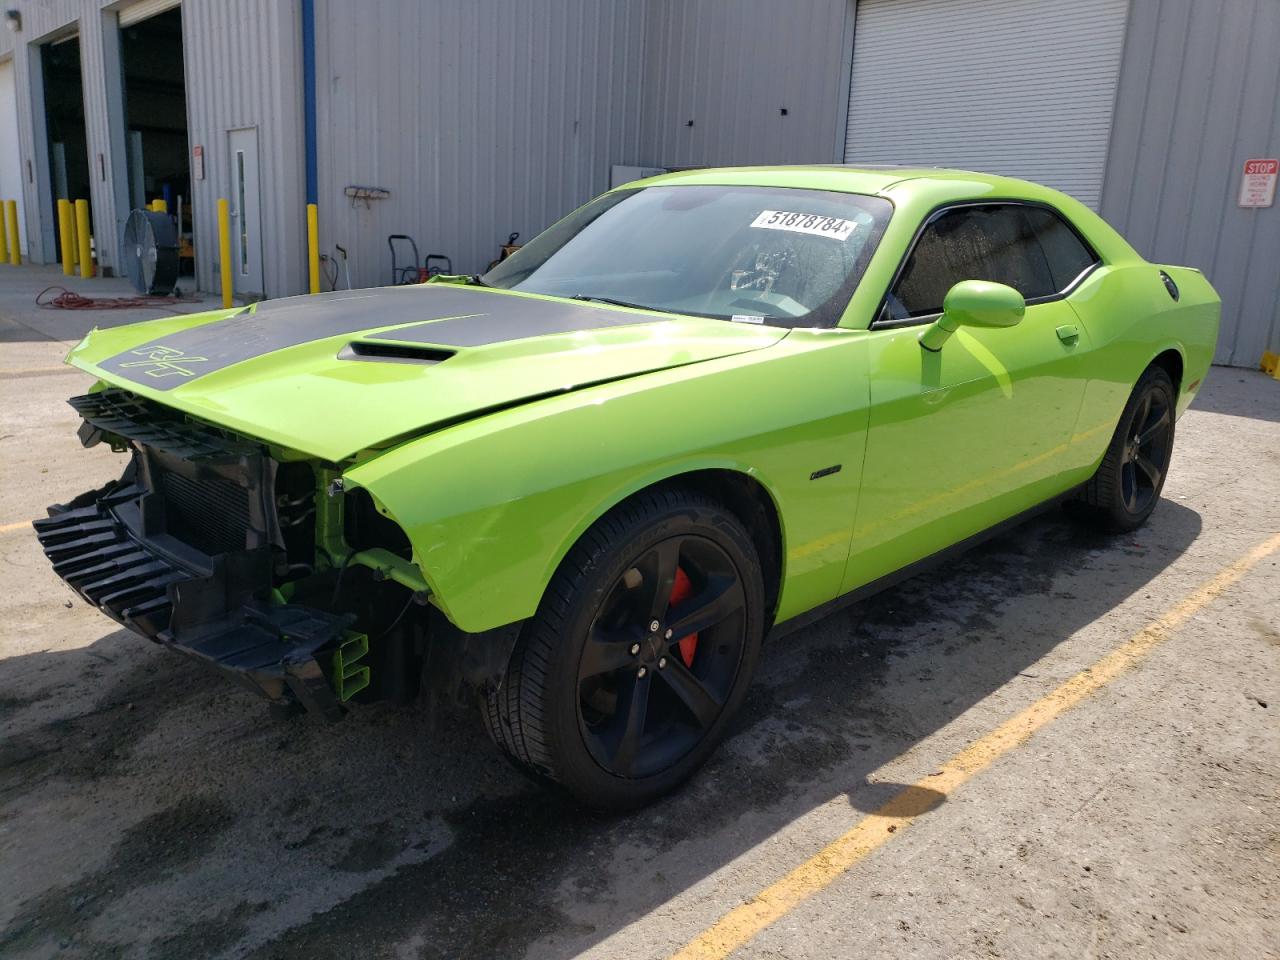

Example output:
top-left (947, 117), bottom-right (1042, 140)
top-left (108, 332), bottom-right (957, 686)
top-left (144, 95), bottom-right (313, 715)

top-left (669, 567), bottom-right (698, 668)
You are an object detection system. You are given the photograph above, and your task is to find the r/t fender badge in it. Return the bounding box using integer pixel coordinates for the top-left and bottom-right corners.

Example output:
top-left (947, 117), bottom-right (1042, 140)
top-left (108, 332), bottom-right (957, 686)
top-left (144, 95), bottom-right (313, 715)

top-left (118, 345), bottom-right (209, 378)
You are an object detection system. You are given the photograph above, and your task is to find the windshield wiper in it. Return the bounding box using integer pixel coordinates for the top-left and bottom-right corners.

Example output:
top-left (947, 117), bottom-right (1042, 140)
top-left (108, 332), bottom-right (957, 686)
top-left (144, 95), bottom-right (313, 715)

top-left (466, 274), bottom-right (491, 287)
top-left (570, 294), bottom-right (654, 312)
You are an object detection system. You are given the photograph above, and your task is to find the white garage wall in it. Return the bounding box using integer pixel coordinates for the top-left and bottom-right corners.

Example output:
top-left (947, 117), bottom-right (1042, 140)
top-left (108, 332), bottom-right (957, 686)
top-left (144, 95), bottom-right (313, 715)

top-left (843, 0), bottom-right (1129, 208)
top-left (0, 57), bottom-right (29, 254)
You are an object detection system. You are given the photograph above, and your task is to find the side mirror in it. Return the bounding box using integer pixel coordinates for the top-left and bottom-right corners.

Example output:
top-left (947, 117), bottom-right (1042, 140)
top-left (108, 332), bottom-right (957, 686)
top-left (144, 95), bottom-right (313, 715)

top-left (919, 280), bottom-right (1025, 352)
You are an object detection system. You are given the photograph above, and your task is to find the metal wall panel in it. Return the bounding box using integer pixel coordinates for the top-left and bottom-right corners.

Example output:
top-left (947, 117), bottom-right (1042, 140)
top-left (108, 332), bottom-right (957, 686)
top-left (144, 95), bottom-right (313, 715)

top-left (0, 0), bottom-right (304, 295)
top-left (0, 58), bottom-right (30, 254)
top-left (638, 0), bottom-right (855, 169)
top-left (844, 0), bottom-right (1128, 209)
top-left (313, 0), bottom-right (649, 289)
top-left (1100, 0), bottom-right (1280, 366)
top-left (180, 0), bottom-right (305, 298)
top-left (2, 1), bottom-right (126, 269)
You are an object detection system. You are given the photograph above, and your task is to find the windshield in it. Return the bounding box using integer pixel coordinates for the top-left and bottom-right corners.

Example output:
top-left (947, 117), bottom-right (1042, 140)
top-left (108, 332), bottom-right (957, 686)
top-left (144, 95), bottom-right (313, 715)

top-left (482, 185), bottom-right (893, 328)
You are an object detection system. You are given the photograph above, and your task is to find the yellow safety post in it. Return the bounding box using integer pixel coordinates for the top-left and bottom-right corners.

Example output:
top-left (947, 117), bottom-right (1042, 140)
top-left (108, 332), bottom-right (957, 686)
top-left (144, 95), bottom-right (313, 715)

top-left (57, 199), bottom-right (76, 275)
top-left (306, 203), bottom-right (320, 295)
top-left (0, 202), bottom-right (7, 263)
top-left (217, 197), bottom-right (233, 308)
top-left (4, 200), bottom-right (20, 266)
top-left (74, 199), bottom-right (94, 278)
top-left (150, 198), bottom-right (168, 213)
top-left (69, 202), bottom-right (79, 266)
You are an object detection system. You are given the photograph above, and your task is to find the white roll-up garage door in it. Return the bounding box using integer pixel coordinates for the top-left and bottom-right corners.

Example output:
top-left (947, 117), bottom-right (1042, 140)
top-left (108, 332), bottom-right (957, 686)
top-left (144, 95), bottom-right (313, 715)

top-left (843, 0), bottom-right (1128, 208)
top-left (118, 0), bottom-right (181, 28)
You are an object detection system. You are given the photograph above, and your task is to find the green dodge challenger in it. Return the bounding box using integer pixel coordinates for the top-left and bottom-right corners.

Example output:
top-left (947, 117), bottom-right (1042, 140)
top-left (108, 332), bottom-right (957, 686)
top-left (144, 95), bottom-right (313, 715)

top-left (37, 166), bottom-right (1219, 807)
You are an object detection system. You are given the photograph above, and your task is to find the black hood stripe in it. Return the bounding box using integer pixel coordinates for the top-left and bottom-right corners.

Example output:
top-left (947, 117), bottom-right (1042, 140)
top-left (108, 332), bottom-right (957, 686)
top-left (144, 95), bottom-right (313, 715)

top-left (382, 302), bottom-right (668, 347)
top-left (94, 286), bottom-right (666, 390)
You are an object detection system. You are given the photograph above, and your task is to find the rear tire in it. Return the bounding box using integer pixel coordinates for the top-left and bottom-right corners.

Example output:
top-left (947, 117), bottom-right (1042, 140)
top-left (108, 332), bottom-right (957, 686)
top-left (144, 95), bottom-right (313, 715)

top-left (1074, 365), bottom-right (1176, 532)
top-left (481, 487), bottom-right (765, 809)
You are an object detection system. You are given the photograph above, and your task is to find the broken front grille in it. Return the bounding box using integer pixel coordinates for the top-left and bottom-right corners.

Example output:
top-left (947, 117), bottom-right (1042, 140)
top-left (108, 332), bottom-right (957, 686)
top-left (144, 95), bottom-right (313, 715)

top-left (70, 388), bottom-right (260, 463)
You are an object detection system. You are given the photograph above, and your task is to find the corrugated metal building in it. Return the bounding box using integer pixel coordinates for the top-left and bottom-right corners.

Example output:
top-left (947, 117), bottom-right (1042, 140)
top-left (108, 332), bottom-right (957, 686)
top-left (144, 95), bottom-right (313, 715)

top-left (1, 0), bottom-right (1276, 365)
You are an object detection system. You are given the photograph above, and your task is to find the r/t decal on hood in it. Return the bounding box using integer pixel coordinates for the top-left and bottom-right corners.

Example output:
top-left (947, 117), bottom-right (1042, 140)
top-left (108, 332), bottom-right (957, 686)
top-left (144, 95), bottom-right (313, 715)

top-left (118, 345), bottom-right (210, 379)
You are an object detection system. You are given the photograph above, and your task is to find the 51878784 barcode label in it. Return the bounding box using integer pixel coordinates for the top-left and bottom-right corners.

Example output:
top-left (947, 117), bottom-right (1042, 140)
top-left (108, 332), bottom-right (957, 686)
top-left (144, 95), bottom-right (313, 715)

top-left (749, 210), bottom-right (857, 240)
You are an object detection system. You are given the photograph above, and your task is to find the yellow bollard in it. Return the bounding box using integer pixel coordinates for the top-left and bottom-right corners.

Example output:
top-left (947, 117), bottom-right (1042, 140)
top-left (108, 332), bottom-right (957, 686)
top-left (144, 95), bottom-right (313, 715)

top-left (75, 199), bottom-right (94, 278)
top-left (69, 202), bottom-right (79, 266)
top-left (57, 199), bottom-right (76, 275)
top-left (0, 202), bottom-right (7, 263)
top-left (217, 197), bottom-right (233, 309)
top-left (307, 203), bottom-right (320, 295)
top-left (4, 200), bottom-right (20, 266)
top-left (151, 199), bottom-right (168, 213)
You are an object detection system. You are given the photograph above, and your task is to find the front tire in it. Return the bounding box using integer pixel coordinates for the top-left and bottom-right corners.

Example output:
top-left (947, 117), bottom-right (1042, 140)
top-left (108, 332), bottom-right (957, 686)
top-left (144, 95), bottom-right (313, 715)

top-left (482, 487), bottom-right (765, 809)
top-left (1076, 365), bottom-right (1176, 532)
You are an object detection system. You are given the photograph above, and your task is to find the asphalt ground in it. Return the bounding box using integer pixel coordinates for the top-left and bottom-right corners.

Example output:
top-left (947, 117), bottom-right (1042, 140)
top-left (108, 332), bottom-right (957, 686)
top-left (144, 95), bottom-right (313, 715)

top-left (1, 262), bottom-right (1277, 959)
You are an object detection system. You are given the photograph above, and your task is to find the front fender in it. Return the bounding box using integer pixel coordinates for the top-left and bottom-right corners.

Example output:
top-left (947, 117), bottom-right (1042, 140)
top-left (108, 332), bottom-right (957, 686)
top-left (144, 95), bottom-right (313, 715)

top-left (344, 331), bottom-right (870, 633)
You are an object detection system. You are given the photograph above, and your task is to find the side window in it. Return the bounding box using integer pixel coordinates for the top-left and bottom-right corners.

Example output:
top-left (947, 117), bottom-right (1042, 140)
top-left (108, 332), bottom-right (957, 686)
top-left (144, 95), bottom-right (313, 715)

top-left (887, 205), bottom-right (1056, 319)
top-left (1022, 206), bottom-right (1097, 291)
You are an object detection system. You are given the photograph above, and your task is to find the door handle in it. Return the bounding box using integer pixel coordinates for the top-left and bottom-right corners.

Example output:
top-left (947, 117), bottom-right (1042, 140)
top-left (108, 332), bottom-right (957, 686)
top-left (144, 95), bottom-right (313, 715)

top-left (1055, 324), bottom-right (1080, 345)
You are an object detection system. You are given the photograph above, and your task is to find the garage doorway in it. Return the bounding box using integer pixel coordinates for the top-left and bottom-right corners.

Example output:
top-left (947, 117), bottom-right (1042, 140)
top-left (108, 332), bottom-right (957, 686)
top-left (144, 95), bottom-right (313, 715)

top-left (40, 33), bottom-right (90, 262)
top-left (119, 4), bottom-right (194, 290)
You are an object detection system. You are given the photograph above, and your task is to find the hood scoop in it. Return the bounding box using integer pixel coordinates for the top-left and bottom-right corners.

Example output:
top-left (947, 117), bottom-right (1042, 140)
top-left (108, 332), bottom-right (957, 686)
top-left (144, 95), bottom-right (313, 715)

top-left (338, 341), bottom-right (455, 365)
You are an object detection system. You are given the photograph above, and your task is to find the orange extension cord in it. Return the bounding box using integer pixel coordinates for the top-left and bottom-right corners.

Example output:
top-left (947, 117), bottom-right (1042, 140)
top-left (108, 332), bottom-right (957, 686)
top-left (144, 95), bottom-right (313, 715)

top-left (36, 285), bottom-right (201, 310)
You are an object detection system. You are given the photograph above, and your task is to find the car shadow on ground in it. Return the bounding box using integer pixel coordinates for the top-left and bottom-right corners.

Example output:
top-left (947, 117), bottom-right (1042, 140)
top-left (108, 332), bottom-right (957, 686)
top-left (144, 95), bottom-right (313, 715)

top-left (0, 501), bottom-right (1202, 959)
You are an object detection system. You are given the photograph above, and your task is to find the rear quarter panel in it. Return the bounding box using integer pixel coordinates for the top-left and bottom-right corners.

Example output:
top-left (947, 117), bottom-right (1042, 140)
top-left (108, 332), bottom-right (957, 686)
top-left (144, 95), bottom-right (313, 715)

top-left (1065, 262), bottom-right (1220, 477)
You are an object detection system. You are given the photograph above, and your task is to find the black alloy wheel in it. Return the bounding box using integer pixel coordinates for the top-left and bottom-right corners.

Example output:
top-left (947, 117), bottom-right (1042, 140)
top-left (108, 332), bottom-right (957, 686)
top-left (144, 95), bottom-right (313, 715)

top-left (1118, 387), bottom-right (1173, 516)
top-left (576, 534), bottom-right (747, 779)
top-left (482, 488), bottom-right (765, 809)
top-left (1076, 364), bottom-right (1177, 532)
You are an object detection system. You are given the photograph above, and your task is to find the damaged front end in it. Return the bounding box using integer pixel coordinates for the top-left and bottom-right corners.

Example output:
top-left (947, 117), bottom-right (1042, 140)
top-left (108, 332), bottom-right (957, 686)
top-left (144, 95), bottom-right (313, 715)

top-left (33, 387), bottom-right (470, 719)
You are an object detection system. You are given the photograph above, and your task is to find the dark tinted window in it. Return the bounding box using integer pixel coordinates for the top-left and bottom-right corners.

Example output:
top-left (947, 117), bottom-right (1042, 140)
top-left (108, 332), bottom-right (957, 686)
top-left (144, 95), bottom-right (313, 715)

top-left (888, 205), bottom-right (1054, 318)
top-left (886, 204), bottom-right (1097, 320)
top-left (1023, 206), bottom-right (1096, 290)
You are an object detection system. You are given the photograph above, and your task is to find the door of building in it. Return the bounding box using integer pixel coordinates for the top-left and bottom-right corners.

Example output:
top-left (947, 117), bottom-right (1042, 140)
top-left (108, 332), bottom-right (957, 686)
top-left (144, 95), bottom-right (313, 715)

top-left (228, 127), bottom-right (264, 297)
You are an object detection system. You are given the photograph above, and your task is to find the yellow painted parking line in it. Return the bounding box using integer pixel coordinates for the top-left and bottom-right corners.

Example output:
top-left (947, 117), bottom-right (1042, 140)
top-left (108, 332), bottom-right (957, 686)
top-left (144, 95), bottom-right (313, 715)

top-left (672, 531), bottom-right (1280, 960)
top-left (0, 520), bottom-right (34, 534)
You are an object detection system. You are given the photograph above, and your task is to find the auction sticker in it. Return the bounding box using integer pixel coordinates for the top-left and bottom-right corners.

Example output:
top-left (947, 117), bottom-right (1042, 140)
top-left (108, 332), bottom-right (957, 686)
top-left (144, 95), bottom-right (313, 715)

top-left (751, 210), bottom-right (856, 240)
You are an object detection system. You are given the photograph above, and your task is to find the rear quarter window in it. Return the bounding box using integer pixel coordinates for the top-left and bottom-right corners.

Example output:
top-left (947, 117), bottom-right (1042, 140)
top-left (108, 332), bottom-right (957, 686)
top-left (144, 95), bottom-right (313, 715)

top-left (1022, 206), bottom-right (1098, 290)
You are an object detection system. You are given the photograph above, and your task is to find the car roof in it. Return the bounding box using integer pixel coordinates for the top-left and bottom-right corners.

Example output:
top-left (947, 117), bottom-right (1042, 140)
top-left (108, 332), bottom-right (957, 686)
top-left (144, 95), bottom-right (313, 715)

top-left (626, 164), bottom-right (1043, 200)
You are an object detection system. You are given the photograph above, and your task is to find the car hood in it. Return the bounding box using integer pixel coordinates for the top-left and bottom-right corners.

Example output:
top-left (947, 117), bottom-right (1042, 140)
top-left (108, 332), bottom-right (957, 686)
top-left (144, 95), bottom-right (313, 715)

top-left (66, 284), bottom-right (788, 461)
